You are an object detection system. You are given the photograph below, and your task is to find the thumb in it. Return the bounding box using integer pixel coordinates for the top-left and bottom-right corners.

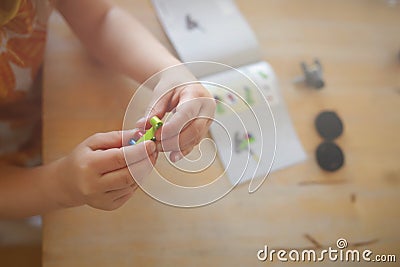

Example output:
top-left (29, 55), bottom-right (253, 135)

top-left (85, 131), bottom-right (124, 150)
top-left (85, 130), bottom-right (143, 150)
top-left (135, 89), bottom-right (174, 130)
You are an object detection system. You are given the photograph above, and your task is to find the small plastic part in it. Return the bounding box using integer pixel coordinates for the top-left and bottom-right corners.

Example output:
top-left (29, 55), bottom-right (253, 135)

top-left (134, 116), bottom-right (163, 144)
top-left (128, 138), bottom-right (136, 145)
top-left (316, 141), bottom-right (344, 171)
top-left (294, 59), bottom-right (325, 89)
top-left (150, 116), bottom-right (163, 129)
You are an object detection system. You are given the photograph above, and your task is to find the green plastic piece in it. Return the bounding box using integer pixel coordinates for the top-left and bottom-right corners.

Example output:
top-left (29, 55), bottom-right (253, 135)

top-left (239, 134), bottom-right (255, 151)
top-left (135, 116), bottom-right (163, 144)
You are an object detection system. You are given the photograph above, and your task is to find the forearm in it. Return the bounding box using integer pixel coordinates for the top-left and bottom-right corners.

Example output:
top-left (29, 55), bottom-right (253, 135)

top-left (0, 161), bottom-right (65, 218)
top-left (57, 0), bottom-right (180, 83)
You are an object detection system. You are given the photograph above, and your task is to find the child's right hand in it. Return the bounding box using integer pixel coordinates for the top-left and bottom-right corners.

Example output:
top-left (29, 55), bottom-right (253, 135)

top-left (51, 130), bottom-right (157, 211)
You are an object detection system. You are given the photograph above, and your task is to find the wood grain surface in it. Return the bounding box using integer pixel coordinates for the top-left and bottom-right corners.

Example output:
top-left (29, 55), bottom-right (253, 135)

top-left (42, 1), bottom-right (400, 266)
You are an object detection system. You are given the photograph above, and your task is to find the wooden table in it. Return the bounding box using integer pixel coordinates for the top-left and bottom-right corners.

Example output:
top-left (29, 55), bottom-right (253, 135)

top-left (42, 1), bottom-right (400, 266)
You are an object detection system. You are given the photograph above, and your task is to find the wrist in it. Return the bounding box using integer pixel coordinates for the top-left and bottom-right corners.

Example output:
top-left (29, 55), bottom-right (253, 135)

top-left (39, 158), bottom-right (81, 210)
top-left (152, 63), bottom-right (197, 93)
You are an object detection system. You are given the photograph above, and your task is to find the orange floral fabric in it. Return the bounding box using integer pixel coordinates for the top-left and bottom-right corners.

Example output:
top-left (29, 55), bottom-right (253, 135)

top-left (0, 0), bottom-right (52, 166)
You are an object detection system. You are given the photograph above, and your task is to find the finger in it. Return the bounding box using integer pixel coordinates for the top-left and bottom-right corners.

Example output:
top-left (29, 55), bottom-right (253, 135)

top-left (157, 97), bottom-right (202, 141)
top-left (100, 166), bottom-right (135, 191)
top-left (122, 129), bottom-right (146, 146)
top-left (156, 94), bottom-right (214, 142)
top-left (158, 117), bottom-right (209, 152)
top-left (99, 150), bottom-right (157, 191)
top-left (85, 130), bottom-right (141, 151)
top-left (124, 141), bottom-right (157, 166)
top-left (106, 183), bottom-right (138, 201)
top-left (110, 190), bottom-right (135, 210)
top-left (127, 150), bottom-right (158, 186)
top-left (135, 89), bottom-right (175, 130)
top-left (169, 144), bottom-right (195, 163)
top-left (94, 140), bottom-right (156, 174)
top-left (84, 131), bottom-right (123, 150)
top-left (92, 189), bottom-right (134, 211)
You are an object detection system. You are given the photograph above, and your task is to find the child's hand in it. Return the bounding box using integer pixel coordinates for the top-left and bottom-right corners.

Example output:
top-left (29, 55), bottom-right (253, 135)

top-left (53, 131), bottom-right (157, 211)
top-left (137, 80), bottom-right (216, 163)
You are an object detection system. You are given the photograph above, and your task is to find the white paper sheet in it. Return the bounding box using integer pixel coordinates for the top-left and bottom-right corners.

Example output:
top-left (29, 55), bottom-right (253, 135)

top-left (152, 0), bottom-right (261, 77)
top-left (202, 62), bottom-right (306, 185)
top-left (152, 0), bottom-right (307, 186)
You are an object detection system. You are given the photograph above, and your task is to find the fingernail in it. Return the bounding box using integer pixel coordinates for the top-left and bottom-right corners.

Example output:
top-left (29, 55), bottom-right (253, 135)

top-left (149, 141), bottom-right (157, 153)
top-left (173, 153), bottom-right (183, 162)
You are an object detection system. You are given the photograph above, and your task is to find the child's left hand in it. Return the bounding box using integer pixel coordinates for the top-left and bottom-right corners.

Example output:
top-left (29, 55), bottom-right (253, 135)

top-left (136, 82), bottom-right (216, 162)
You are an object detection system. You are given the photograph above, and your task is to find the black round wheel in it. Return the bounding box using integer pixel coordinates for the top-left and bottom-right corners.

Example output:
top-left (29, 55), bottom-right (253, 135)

top-left (315, 111), bottom-right (343, 140)
top-left (316, 141), bottom-right (344, 172)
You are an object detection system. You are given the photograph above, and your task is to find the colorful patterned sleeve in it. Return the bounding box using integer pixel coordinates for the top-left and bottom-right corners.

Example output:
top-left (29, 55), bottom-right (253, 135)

top-left (0, 0), bottom-right (53, 166)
